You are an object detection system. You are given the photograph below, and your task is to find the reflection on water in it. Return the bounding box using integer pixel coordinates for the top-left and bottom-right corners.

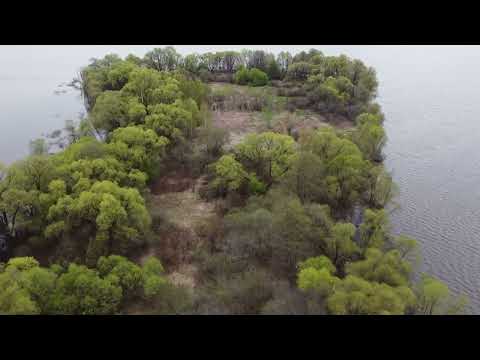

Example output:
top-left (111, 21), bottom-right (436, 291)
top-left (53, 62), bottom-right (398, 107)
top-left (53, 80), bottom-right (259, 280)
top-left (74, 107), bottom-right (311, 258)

top-left (1, 45), bottom-right (480, 313)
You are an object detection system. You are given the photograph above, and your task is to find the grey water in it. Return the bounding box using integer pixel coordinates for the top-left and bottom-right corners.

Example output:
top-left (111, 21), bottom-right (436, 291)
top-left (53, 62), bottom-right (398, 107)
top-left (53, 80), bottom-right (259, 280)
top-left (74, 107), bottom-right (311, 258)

top-left (1, 45), bottom-right (479, 313)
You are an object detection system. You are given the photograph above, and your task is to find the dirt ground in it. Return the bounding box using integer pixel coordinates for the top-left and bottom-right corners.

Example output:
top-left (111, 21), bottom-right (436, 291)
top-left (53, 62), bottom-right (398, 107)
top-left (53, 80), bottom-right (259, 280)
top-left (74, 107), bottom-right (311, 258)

top-left (140, 175), bottom-right (219, 289)
top-left (212, 111), bottom-right (257, 148)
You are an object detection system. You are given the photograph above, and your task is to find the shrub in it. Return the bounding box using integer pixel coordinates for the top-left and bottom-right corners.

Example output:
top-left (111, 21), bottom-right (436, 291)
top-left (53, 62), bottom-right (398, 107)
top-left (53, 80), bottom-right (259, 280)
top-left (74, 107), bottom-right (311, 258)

top-left (234, 67), bottom-right (268, 87)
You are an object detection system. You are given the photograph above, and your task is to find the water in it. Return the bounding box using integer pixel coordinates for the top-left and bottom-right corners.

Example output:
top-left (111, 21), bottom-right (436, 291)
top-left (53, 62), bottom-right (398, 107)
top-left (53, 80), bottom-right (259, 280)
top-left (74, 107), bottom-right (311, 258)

top-left (1, 45), bottom-right (480, 313)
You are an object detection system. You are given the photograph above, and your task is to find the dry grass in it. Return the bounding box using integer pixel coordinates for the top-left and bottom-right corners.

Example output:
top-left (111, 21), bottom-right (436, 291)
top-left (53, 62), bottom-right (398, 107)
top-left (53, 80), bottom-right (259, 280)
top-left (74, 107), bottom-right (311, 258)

top-left (140, 176), bottom-right (220, 288)
top-left (212, 111), bottom-right (258, 148)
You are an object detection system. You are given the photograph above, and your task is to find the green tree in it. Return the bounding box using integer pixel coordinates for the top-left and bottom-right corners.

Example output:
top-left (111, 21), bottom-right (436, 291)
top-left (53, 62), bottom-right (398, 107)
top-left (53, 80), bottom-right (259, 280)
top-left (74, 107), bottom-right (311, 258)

top-left (359, 209), bottom-right (390, 250)
top-left (346, 247), bottom-right (412, 287)
top-left (354, 120), bottom-right (386, 162)
top-left (415, 275), bottom-right (467, 315)
top-left (210, 154), bottom-right (249, 195)
top-left (97, 255), bottom-right (143, 300)
top-left (50, 263), bottom-right (122, 315)
top-left (323, 223), bottom-right (359, 270)
top-left (235, 132), bottom-right (296, 188)
top-left (106, 125), bottom-right (169, 177)
top-left (266, 59), bottom-right (282, 80)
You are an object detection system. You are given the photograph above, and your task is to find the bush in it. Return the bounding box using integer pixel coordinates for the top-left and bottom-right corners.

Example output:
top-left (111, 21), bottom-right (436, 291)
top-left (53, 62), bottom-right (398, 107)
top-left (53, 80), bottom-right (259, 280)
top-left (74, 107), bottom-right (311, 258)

top-left (249, 68), bottom-right (269, 86)
top-left (234, 67), bottom-right (268, 87)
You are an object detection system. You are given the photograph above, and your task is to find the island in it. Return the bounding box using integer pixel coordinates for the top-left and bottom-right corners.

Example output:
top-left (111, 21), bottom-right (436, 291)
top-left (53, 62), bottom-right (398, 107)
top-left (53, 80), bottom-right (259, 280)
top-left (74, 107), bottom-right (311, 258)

top-left (0, 47), bottom-right (467, 315)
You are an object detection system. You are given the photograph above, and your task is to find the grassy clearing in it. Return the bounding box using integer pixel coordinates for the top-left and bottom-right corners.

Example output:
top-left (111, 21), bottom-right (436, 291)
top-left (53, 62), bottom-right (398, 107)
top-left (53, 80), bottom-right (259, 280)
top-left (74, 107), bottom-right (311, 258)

top-left (140, 175), bottom-right (220, 283)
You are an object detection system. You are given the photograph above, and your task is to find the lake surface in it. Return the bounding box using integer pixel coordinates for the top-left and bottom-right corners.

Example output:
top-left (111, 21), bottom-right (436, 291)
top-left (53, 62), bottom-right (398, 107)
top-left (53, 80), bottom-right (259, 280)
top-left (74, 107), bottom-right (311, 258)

top-left (1, 45), bottom-right (479, 313)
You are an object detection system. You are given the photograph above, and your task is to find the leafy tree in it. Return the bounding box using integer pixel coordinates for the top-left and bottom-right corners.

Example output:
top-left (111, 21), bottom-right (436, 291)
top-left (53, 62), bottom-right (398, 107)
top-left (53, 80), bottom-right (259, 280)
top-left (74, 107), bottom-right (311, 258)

top-left (97, 255), bottom-right (143, 299)
top-left (276, 51), bottom-right (293, 76)
top-left (285, 62), bottom-right (312, 82)
top-left (50, 263), bottom-right (122, 315)
top-left (323, 223), bottom-right (359, 270)
top-left (91, 91), bottom-right (130, 133)
top-left (143, 47), bottom-right (182, 72)
top-left (45, 180), bottom-right (150, 266)
top-left (346, 247), bottom-right (412, 287)
top-left (145, 101), bottom-right (193, 141)
top-left (106, 125), bottom-right (169, 177)
top-left (210, 154), bottom-right (249, 195)
top-left (235, 132), bottom-right (296, 188)
top-left (0, 257), bottom-right (54, 314)
top-left (415, 275), bottom-right (467, 315)
top-left (354, 120), bottom-right (386, 162)
top-left (301, 127), bottom-right (366, 212)
top-left (282, 151), bottom-right (325, 203)
top-left (390, 235), bottom-right (418, 260)
top-left (359, 209), bottom-right (390, 250)
top-left (122, 67), bottom-right (181, 107)
top-left (364, 164), bottom-right (398, 208)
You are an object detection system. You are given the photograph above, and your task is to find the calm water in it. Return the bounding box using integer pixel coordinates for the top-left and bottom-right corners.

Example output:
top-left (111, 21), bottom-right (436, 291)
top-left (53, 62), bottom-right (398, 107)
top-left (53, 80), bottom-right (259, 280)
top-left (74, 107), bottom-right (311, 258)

top-left (1, 45), bottom-right (479, 313)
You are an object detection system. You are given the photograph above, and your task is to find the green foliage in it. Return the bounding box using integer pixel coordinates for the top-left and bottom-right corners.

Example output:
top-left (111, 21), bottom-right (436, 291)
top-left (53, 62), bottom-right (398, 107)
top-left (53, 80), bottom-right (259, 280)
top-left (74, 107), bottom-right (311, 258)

top-left (97, 255), bottom-right (143, 299)
top-left (45, 180), bottom-right (151, 266)
top-left (107, 125), bottom-right (169, 177)
top-left (323, 222), bottom-right (359, 269)
top-left (415, 275), bottom-right (467, 315)
top-left (346, 247), bottom-right (412, 287)
top-left (301, 127), bottom-right (366, 211)
top-left (234, 67), bottom-right (269, 87)
top-left (235, 132), bottom-right (296, 188)
top-left (359, 209), bottom-right (390, 250)
top-left (364, 164), bottom-right (398, 208)
top-left (211, 154), bottom-right (248, 195)
top-left (298, 255), bottom-right (336, 274)
top-left (353, 118), bottom-right (387, 162)
top-left (0, 255), bottom-right (181, 315)
top-left (285, 62), bottom-right (312, 82)
top-left (50, 263), bottom-right (122, 314)
top-left (266, 59), bottom-right (282, 80)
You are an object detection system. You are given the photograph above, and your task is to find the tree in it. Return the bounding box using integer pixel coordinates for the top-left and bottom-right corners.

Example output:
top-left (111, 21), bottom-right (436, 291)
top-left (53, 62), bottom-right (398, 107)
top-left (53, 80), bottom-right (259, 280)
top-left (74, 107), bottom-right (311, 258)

top-left (359, 209), bottom-right (390, 250)
top-left (91, 91), bottom-right (129, 133)
top-left (285, 62), bottom-right (312, 82)
top-left (0, 257), bottom-right (55, 314)
top-left (346, 247), bottom-right (412, 287)
top-left (144, 101), bottom-right (193, 141)
top-left (415, 275), bottom-right (467, 315)
top-left (354, 120), bottom-right (386, 162)
top-left (235, 132), bottom-right (296, 188)
top-left (282, 151), bottom-right (325, 203)
top-left (45, 180), bottom-right (151, 266)
top-left (122, 68), bottom-right (181, 107)
top-left (106, 125), bottom-right (169, 177)
top-left (364, 164), bottom-right (398, 208)
top-left (29, 138), bottom-right (49, 156)
top-left (276, 51), bottom-right (293, 77)
top-left (97, 255), bottom-right (143, 300)
top-left (50, 263), bottom-right (122, 315)
top-left (210, 155), bottom-right (249, 195)
top-left (143, 47), bottom-right (182, 72)
top-left (323, 223), bottom-right (359, 271)
top-left (301, 127), bottom-right (366, 212)
top-left (298, 259), bottom-right (417, 315)
top-left (215, 268), bottom-right (273, 314)
top-left (266, 59), bottom-right (282, 80)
